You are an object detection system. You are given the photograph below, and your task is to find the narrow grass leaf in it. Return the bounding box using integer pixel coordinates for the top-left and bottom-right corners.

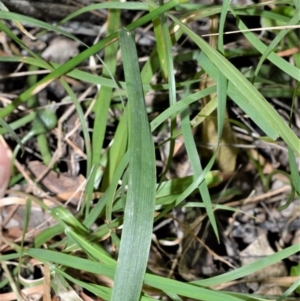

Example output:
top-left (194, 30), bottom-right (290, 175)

top-left (0, 112), bottom-right (35, 135)
top-left (34, 224), bottom-right (64, 248)
top-left (197, 52), bottom-right (300, 156)
top-left (217, 0), bottom-right (230, 137)
top-left (50, 206), bottom-right (88, 234)
top-left (170, 15), bottom-right (300, 155)
top-left (0, 118), bottom-right (23, 149)
top-left (158, 4), bottom-right (177, 184)
top-left (253, 8), bottom-right (300, 80)
top-left (111, 28), bottom-right (156, 301)
top-left (53, 269), bottom-right (111, 300)
top-left (87, 2), bottom-right (121, 217)
top-left (234, 13), bottom-right (300, 81)
top-left (150, 4), bottom-right (168, 79)
top-left (287, 147), bottom-right (300, 196)
top-left (0, 55), bottom-right (200, 93)
top-left (0, 11), bottom-right (80, 43)
top-left (85, 152), bottom-right (129, 228)
top-left (26, 249), bottom-right (115, 277)
top-left (64, 227), bottom-right (115, 266)
top-left (181, 107), bottom-right (219, 240)
top-left (192, 243), bottom-right (300, 286)
top-left (276, 277), bottom-right (300, 301)
top-left (0, 0), bottom-right (184, 119)
top-left (218, 0), bottom-right (231, 53)
top-left (143, 274), bottom-right (245, 301)
top-left (151, 86), bottom-right (216, 131)
top-left (60, 2), bottom-right (148, 24)
top-left (156, 171), bottom-right (221, 200)
top-left (154, 152), bottom-right (217, 222)
top-left (101, 108), bottom-right (128, 191)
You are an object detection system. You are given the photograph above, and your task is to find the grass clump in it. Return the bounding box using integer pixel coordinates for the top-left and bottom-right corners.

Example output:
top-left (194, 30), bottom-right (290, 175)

top-left (0, 0), bottom-right (299, 300)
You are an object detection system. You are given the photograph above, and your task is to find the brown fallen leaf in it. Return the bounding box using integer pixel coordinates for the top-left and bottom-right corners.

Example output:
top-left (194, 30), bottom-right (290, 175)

top-left (28, 161), bottom-right (86, 202)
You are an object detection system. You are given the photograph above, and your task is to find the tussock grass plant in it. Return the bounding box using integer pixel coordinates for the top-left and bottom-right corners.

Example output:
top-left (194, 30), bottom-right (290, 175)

top-left (0, 0), bottom-right (299, 300)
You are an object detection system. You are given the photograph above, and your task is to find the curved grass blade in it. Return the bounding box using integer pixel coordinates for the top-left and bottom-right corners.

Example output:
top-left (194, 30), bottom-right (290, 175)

top-left (169, 15), bottom-right (300, 155)
top-left (0, 0), bottom-right (186, 119)
top-left (181, 107), bottom-right (219, 240)
top-left (60, 2), bottom-right (148, 24)
top-left (0, 118), bottom-right (23, 150)
top-left (233, 12), bottom-right (300, 82)
top-left (197, 53), bottom-right (300, 156)
top-left (253, 8), bottom-right (300, 81)
top-left (156, 3), bottom-right (177, 187)
top-left (0, 2), bottom-right (35, 40)
top-left (86, 1), bottom-right (121, 217)
top-left (192, 243), bottom-right (300, 287)
top-left (111, 28), bottom-right (156, 301)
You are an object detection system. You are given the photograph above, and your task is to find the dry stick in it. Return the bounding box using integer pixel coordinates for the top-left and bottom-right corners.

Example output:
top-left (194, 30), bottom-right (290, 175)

top-left (226, 185), bottom-right (291, 208)
top-left (201, 25), bottom-right (300, 37)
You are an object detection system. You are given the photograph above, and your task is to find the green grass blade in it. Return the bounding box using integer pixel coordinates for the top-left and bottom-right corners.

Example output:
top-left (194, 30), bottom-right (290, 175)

top-left (0, 0), bottom-right (184, 119)
top-left (86, 2), bottom-right (121, 217)
top-left (151, 86), bottom-right (216, 131)
top-left (111, 28), bottom-right (156, 301)
top-left (53, 269), bottom-right (111, 300)
top-left (0, 11), bottom-right (81, 43)
top-left (26, 249), bottom-right (115, 277)
top-left (34, 224), bottom-right (64, 248)
top-left (287, 147), bottom-right (300, 196)
top-left (154, 152), bottom-right (217, 223)
top-left (0, 55), bottom-right (199, 92)
top-left (192, 243), bottom-right (300, 286)
top-left (197, 52), bottom-right (300, 156)
top-left (217, 0), bottom-right (230, 137)
top-left (101, 109), bottom-right (128, 191)
top-left (234, 13), bottom-right (300, 81)
top-left (150, 3), bottom-right (168, 79)
top-left (276, 277), bottom-right (300, 301)
top-left (181, 107), bottom-right (219, 240)
top-left (64, 227), bottom-right (115, 266)
top-left (218, 0), bottom-right (231, 53)
top-left (253, 8), bottom-right (300, 81)
top-left (169, 15), bottom-right (300, 155)
top-left (0, 112), bottom-right (35, 135)
top-left (158, 3), bottom-right (177, 184)
top-left (59, 2), bottom-right (149, 24)
top-left (144, 274), bottom-right (245, 301)
top-left (85, 152), bottom-right (129, 228)
top-left (0, 118), bottom-right (24, 148)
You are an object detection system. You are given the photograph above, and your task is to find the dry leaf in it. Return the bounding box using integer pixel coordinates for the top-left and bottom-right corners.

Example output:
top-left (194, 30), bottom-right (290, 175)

top-left (28, 161), bottom-right (85, 202)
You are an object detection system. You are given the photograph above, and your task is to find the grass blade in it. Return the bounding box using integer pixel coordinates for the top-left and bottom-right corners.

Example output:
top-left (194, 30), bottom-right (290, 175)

top-left (169, 15), bottom-right (300, 155)
top-left (111, 28), bottom-right (156, 301)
